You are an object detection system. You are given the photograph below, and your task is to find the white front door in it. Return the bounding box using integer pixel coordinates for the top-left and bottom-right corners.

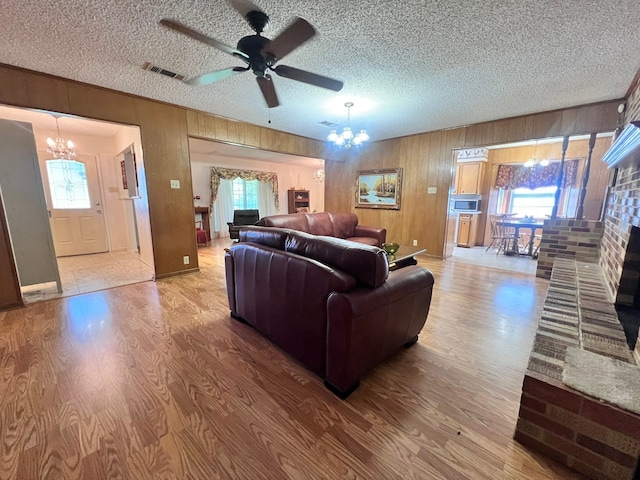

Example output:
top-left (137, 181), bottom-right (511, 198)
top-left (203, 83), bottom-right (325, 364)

top-left (40, 153), bottom-right (108, 257)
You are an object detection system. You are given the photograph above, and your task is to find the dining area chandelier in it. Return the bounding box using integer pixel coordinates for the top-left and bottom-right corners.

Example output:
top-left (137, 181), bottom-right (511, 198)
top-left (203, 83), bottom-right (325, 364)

top-left (327, 102), bottom-right (369, 149)
top-left (523, 141), bottom-right (548, 169)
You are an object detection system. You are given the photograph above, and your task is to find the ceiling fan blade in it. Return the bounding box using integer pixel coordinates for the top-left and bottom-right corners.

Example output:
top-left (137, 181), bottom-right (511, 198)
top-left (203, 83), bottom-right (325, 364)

top-left (262, 18), bottom-right (316, 61)
top-left (160, 19), bottom-right (249, 62)
top-left (184, 67), bottom-right (248, 86)
top-left (272, 65), bottom-right (343, 92)
top-left (256, 76), bottom-right (280, 108)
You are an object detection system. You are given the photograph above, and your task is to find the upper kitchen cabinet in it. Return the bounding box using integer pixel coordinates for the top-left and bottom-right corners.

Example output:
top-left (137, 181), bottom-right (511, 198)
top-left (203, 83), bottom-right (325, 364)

top-left (453, 148), bottom-right (488, 195)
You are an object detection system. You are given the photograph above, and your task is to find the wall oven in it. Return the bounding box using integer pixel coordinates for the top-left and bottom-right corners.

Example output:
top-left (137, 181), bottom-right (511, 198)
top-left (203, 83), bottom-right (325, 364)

top-left (450, 195), bottom-right (481, 212)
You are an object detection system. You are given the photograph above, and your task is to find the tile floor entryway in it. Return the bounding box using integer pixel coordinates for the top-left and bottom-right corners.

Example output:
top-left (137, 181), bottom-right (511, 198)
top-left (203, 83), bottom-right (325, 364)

top-left (448, 246), bottom-right (538, 275)
top-left (20, 251), bottom-right (154, 303)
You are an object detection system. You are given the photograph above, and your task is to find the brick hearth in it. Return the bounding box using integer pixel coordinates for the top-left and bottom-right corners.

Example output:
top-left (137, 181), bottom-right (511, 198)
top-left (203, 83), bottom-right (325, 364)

top-left (516, 258), bottom-right (640, 480)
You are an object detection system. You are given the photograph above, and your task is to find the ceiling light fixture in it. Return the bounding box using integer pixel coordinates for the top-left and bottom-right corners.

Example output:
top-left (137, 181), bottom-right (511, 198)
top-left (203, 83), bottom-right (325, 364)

top-left (46, 116), bottom-right (76, 160)
top-left (523, 141), bottom-right (548, 169)
top-left (313, 160), bottom-right (324, 182)
top-left (327, 102), bottom-right (369, 149)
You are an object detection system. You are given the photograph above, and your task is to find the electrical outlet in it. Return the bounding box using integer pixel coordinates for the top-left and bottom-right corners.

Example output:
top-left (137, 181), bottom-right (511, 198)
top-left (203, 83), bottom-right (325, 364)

top-left (427, 186), bottom-right (437, 194)
top-left (413, 240), bottom-right (418, 246)
top-left (170, 179), bottom-right (180, 189)
top-left (183, 255), bottom-right (189, 265)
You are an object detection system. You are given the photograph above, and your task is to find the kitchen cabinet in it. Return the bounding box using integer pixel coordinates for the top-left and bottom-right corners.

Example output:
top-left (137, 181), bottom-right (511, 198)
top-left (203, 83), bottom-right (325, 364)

top-left (288, 189), bottom-right (310, 213)
top-left (456, 213), bottom-right (479, 247)
top-left (454, 162), bottom-right (485, 195)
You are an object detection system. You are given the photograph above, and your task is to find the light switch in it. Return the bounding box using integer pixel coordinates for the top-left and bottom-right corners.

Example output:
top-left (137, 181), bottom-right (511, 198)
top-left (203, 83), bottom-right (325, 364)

top-left (427, 186), bottom-right (437, 194)
top-left (170, 179), bottom-right (180, 189)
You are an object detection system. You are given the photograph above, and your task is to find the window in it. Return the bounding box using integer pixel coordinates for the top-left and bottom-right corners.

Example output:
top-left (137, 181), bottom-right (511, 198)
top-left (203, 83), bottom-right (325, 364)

top-left (231, 178), bottom-right (258, 210)
top-left (509, 186), bottom-right (556, 218)
top-left (45, 160), bottom-right (90, 209)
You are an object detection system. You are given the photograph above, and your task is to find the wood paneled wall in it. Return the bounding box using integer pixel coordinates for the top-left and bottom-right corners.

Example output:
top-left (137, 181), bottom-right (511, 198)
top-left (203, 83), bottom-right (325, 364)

top-left (325, 103), bottom-right (620, 257)
top-left (0, 63), bottom-right (622, 309)
top-left (0, 64), bottom-right (325, 310)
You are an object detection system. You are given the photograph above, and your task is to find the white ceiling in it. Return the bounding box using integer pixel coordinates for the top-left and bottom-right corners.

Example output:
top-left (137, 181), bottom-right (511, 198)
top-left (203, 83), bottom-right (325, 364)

top-left (1, 1), bottom-right (639, 144)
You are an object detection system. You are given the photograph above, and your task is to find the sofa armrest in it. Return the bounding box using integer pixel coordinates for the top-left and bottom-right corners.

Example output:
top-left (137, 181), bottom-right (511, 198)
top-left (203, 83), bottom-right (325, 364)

top-left (325, 266), bottom-right (434, 393)
top-left (354, 225), bottom-right (386, 247)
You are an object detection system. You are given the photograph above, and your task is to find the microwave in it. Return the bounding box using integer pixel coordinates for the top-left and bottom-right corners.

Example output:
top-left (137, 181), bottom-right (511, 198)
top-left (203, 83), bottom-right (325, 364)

top-left (450, 195), bottom-right (481, 212)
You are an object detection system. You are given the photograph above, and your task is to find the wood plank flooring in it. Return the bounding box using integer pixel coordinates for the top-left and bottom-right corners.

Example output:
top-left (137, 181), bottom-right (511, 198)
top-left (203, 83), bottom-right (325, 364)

top-left (0, 239), bottom-right (585, 479)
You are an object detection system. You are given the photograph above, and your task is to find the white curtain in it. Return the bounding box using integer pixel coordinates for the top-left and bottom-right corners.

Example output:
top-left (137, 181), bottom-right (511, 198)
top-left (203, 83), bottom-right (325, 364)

top-left (257, 181), bottom-right (277, 217)
top-left (212, 179), bottom-right (235, 238)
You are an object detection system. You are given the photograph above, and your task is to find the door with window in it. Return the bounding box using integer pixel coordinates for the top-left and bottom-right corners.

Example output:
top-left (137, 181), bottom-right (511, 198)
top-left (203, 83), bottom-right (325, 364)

top-left (40, 154), bottom-right (108, 256)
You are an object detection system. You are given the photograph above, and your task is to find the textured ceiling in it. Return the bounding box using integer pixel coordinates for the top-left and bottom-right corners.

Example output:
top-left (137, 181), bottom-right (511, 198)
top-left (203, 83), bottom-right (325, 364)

top-left (1, 0), bottom-right (639, 143)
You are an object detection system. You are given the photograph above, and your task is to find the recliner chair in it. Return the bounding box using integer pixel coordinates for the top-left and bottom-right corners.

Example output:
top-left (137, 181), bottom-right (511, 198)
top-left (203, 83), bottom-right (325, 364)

top-left (227, 209), bottom-right (260, 239)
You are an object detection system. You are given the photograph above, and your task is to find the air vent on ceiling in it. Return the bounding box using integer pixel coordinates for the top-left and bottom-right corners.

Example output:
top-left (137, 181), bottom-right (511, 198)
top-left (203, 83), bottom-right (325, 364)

top-left (142, 62), bottom-right (185, 81)
top-left (318, 120), bottom-right (340, 128)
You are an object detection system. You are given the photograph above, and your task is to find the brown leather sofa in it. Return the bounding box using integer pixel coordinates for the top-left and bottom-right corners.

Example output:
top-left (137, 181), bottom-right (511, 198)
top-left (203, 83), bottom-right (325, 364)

top-left (257, 211), bottom-right (386, 247)
top-left (225, 226), bottom-right (435, 398)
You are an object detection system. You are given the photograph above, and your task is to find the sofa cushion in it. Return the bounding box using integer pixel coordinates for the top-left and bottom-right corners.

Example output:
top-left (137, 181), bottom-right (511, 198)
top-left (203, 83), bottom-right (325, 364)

top-left (239, 226), bottom-right (289, 250)
top-left (327, 212), bottom-right (358, 239)
top-left (258, 213), bottom-right (310, 232)
top-left (285, 230), bottom-right (388, 288)
top-left (305, 212), bottom-right (334, 236)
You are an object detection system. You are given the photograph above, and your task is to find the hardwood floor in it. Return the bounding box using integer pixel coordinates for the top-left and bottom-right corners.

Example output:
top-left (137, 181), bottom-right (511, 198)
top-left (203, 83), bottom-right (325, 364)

top-left (0, 239), bottom-right (585, 479)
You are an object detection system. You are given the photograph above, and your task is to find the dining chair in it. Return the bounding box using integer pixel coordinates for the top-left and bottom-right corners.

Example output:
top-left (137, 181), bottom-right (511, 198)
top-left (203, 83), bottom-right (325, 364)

top-left (486, 214), bottom-right (520, 255)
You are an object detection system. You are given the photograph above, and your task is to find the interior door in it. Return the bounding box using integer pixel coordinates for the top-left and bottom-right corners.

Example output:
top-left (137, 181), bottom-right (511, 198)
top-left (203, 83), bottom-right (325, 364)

top-left (40, 153), bottom-right (108, 257)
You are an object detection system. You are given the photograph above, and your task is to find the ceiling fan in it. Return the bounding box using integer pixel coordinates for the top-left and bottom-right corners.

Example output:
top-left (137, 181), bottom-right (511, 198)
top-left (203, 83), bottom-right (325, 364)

top-left (160, 0), bottom-right (344, 108)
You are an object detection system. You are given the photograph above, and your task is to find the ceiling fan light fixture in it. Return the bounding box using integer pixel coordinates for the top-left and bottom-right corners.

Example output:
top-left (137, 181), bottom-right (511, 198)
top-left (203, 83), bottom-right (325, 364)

top-left (327, 102), bottom-right (368, 149)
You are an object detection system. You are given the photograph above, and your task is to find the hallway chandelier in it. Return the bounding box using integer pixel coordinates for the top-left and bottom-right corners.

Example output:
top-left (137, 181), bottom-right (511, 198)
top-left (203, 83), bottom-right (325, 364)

top-left (523, 141), bottom-right (548, 169)
top-left (46, 116), bottom-right (76, 160)
top-left (327, 102), bottom-right (369, 149)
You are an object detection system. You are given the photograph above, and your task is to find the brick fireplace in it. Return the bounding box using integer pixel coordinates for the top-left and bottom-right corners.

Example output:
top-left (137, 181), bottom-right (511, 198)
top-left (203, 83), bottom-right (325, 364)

top-left (516, 79), bottom-right (640, 479)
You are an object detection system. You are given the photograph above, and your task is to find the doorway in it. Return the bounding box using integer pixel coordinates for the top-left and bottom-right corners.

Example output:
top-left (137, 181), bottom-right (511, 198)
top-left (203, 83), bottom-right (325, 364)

top-left (444, 134), bottom-right (614, 275)
top-left (0, 104), bottom-right (155, 303)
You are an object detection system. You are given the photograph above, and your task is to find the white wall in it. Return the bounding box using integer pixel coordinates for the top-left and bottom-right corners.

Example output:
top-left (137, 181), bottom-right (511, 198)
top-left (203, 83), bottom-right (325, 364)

top-left (113, 127), bottom-right (154, 268)
top-left (190, 153), bottom-right (326, 229)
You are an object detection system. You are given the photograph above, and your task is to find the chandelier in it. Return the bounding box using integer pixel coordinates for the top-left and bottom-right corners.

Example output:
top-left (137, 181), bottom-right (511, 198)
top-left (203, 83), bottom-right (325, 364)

top-left (46, 116), bottom-right (76, 160)
top-left (523, 141), bottom-right (548, 169)
top-left (327, 102), bottom-right (369, 149)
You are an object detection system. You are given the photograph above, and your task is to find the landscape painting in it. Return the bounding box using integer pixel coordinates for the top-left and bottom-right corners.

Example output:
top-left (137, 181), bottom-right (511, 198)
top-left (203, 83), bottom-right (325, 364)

top-left (355, 168), bottom-right (402, 210)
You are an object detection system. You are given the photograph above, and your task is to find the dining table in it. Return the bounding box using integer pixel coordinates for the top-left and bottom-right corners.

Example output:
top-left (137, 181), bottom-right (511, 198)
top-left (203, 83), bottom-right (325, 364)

top-left (497, 219), bottom-right (545, 256)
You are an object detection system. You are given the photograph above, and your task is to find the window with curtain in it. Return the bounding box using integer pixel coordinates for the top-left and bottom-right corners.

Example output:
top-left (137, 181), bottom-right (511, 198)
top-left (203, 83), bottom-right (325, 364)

top-left (232, 178), bottom-right (258, 209)
top-left (209, 167), bottom-right (279, 238)
top-left (508, 186), bottom-right (557, 218)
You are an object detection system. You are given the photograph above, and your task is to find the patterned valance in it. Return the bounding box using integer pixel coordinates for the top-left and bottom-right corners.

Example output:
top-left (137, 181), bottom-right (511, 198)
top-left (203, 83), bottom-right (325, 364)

top-left (494, 159), bottom-right (580, 190)
top-left (210, 167), bottom-right (279, 209)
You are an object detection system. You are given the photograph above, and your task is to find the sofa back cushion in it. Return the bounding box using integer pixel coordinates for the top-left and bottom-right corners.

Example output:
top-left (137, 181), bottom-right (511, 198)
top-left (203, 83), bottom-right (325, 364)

top-left (327, 212), bottom-right (359, 239)
top-left (285, 230), bottom-right (388, 288)
top-left (258, 213), bottom-right (310, 232)
top-left (305, 212), bottom-right (334, 236)
top-left (239, 226), bottom-right (289, 250)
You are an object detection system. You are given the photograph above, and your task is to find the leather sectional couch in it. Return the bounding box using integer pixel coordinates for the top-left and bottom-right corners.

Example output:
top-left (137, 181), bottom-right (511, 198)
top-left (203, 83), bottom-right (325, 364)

top-left (224, 226), bottom-right (435, 398)
top-left (257, 211), bottom-right (386, 247)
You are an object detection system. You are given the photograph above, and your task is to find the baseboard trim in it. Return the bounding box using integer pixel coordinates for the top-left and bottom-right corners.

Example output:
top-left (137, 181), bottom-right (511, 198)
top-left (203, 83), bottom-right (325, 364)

top-left (155, 267), bottom-right (199, 279)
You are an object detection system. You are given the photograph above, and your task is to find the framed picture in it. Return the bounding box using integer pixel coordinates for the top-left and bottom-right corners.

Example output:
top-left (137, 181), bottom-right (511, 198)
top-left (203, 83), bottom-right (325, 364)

top-left (355, 168), bottom-right (403, 210)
